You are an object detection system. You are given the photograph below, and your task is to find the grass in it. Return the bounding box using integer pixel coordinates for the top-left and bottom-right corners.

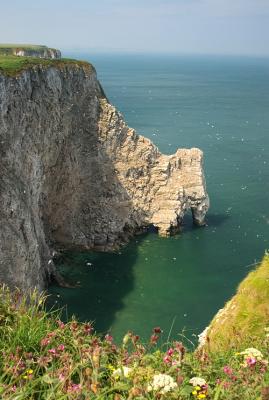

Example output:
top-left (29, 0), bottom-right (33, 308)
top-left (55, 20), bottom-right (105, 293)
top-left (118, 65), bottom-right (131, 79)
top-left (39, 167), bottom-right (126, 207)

top-left (0, 55), bottom-right (94, 77)
top-left (205, 252), bottom-right (269, 353)
top-left (0, 255), bottom-right (269, 399)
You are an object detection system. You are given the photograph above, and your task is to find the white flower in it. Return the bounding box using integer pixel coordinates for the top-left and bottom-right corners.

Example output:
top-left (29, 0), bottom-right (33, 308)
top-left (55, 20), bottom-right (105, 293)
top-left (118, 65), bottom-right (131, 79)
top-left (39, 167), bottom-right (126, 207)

top-left (240, 348), bottom-right (263, 360)
top-left (112, 366), bottom-right (132, 378)
top-left (189, 377), bottom-right (207, 387)
top-left (147, 373), bottom-right (177, 394)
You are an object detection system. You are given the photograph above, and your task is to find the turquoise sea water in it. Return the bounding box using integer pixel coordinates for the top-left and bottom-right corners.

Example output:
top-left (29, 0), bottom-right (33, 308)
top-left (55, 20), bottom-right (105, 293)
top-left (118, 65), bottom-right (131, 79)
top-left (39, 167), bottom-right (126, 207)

top-left (49, 54), bottom-right (269, 343)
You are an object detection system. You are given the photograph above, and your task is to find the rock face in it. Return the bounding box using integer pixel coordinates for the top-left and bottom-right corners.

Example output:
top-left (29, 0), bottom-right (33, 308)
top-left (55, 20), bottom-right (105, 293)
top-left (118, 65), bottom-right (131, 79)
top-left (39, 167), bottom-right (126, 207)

top-left (0, 45), bottom-right (61, 59)
top-left (0, 62), bottom-right (209, 290)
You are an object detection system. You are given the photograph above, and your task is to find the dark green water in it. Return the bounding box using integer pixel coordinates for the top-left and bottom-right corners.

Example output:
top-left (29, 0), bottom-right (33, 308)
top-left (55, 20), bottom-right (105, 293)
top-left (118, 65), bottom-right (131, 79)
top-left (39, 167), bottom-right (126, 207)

top-left (49, 54), bottom-right (269, 342)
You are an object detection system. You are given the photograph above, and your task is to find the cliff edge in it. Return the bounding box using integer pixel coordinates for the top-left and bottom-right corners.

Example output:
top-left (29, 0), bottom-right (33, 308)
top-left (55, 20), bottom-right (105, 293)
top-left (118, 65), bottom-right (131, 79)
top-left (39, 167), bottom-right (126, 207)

top-left (0, 60), bottom-right (209, 290)
top-left (199, 254), bottom-right (269, 352)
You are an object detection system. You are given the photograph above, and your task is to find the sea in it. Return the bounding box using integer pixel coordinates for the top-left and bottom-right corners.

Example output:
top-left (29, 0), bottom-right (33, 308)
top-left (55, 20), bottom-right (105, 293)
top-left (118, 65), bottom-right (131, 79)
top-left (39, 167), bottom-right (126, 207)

top-left (49, 53), bottom-right (269, 344)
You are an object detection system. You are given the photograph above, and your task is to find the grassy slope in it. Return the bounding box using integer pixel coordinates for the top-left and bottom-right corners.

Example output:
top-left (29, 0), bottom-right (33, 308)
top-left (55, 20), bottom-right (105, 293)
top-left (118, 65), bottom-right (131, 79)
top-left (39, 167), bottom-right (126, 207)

top-left (206, 253), bottom-right (269, 352)
top-left (0, 55), bottom-right (93, 76)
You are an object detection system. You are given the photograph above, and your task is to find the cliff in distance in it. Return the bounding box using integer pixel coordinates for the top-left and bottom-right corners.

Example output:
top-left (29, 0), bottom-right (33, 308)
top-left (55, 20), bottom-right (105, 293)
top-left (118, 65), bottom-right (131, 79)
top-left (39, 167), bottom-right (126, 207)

top-left (0, 57), bottom-right (209, 290)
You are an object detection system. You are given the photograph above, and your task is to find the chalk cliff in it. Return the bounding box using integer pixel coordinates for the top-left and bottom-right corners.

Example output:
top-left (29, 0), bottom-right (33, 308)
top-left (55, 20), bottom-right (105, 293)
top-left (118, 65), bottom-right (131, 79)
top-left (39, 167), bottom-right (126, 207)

top-left (0, 61), bottom-right (209, 290)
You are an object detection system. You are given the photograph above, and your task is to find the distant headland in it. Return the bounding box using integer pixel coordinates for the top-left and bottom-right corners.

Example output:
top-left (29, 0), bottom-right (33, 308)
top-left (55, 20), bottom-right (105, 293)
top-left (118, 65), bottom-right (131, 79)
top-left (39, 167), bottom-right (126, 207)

top-left (0, 44), bottom-right (61, 59)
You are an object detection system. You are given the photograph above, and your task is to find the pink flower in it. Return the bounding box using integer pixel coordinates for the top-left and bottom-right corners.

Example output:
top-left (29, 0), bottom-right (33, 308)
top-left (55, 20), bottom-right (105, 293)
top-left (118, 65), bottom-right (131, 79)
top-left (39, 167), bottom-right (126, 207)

top-left (40, 338), bottom-right (50, 347)
top-left (246, 357), bottom-right (256, 366)
top-left (68, 383), bottom-right (82, 392)
top-left (105, 334), bottom-right (113, 343)
top-left (150, 334), bottom-right (159, 344)
top-left (167, 348), bottom-right (174, 356)
top-left (58, 373), bottom-right (65, 382)
top-left (48, 348), bottom-right (57, 355)
top-left (223, 365), bottom-right (233, 375)
top-left (163, 355), bottom-right (171, 364)
top-left (84, 324), bottom-right (93, 334)
top-left (57, 320), bottom-right (65, 329)
top-left (223, 381), bottom-right (231, 389)
top-left (57, 344), bottom-right (65, 351)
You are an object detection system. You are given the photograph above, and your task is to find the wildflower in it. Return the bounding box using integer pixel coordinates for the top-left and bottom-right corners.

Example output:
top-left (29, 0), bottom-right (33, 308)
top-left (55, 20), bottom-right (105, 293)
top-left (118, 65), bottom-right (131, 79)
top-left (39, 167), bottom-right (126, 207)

top-left (57, 320), bottom-right (65, 329)
top-left (22, 369), bottom-right (33, 379)
top-left (240, 348), bottom-right (263, 360)
top-left (67, 383), bottom-right (82, 392)
top-left (57, 344), bottom-right (65, 351)
top-left (84, 323), bottom-right (93, 334)
top-left (40, 337), bottom-right (50, 347)
top-left (189, 377), bottom-right (207, 387)
top-left (153, 327), bottom-right (163, 334)
top-left (163, 355), bottom-right (171, 364)
top-left (167, 348), bottom-right (174, 356)
top-left (112, 366), bottom-right (132, 379)
top-left (58, 373), bottom-right (65, 382)
top-left (223, 365), bottom-right (233, 375)
top-left (105, 334), bottom-right (113, 343)
top-left (48, 348), bottom-right (57, 355)
top-left (131, 334), bottom-right (140, 344)
top-left (147, 373), bottom-right (177, 394)
top-left (246, 357), bottom-right (256, 366)
top-left (150, 334), bottom-right (159, 344)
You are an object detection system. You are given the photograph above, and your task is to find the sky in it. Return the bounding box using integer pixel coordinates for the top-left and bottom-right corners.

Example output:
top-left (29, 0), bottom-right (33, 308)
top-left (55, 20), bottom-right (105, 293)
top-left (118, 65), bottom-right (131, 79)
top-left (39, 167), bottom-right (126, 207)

top-left (1, 0), bottom-right (269, 56)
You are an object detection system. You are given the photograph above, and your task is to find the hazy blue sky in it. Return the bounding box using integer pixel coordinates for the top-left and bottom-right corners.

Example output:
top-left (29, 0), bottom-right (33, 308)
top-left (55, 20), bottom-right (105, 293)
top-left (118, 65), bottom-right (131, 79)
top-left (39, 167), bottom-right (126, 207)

top-left (1, 0), bottom-right (269, 56)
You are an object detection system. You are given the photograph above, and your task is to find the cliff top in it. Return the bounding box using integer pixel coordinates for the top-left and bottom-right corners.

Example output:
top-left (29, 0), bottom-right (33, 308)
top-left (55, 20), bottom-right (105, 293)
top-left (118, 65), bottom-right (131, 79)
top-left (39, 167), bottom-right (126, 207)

top-left (0, 55), bottom-right (94, 76)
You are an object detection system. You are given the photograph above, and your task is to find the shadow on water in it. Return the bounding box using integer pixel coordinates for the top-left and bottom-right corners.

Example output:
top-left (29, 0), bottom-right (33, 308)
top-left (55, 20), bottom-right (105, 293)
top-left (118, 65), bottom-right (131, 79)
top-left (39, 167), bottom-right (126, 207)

top-left (48, 235), bottom-right (143, 334)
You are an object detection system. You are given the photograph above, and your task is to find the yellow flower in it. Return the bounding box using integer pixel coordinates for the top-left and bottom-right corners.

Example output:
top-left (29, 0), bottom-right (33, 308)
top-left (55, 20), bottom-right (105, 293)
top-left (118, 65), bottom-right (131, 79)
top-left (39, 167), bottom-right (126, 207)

top-left (198, 394), bottom-right (206, 399)
top-left (26, 369), bottom-right (33, 374)
top-left (107, 364), bottom-right (115, 371)
top-left (195, 386), bottom-right (201, 391)
top-left (192, 390), bottom-right (198, 395)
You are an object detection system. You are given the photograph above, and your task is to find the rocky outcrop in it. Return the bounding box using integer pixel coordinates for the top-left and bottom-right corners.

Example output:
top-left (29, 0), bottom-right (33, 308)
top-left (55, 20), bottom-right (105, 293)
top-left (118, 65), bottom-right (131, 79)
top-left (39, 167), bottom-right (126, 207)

top-left (0, 45), bottom-right (61, 59)
top-left (0, 61), bottom-right (209, 290)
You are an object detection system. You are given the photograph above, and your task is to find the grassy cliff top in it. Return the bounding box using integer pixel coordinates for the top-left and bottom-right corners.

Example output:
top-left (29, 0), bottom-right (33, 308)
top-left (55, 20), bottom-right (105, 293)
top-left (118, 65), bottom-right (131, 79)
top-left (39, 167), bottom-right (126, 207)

top-left (205, 253), bottom-right (269, 352)
top-left (0, 55), bottom-right (94, 77)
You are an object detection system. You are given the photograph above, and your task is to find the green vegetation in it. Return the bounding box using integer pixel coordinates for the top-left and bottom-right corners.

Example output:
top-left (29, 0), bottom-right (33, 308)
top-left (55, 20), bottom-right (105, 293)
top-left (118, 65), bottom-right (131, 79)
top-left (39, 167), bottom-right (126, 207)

top-left (1, 254), bottom-right (269, 399)
top-left (206, 253), bottom-right (269, 353)
top-left (0, 55), bottom-right (93, 76)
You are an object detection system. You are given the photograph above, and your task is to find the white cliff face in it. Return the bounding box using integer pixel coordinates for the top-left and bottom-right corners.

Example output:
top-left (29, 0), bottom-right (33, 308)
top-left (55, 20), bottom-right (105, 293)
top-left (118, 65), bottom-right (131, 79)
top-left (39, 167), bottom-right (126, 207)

top-left (0, 62), bottom-right (209, 290)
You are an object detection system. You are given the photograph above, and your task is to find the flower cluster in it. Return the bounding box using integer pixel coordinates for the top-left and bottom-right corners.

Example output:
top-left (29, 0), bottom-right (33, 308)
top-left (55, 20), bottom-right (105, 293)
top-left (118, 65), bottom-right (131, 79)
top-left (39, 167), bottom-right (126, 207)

top-left (147, 373), bottom-right (178, 394)
top-left (190, 377), bottom-right (208, 399)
